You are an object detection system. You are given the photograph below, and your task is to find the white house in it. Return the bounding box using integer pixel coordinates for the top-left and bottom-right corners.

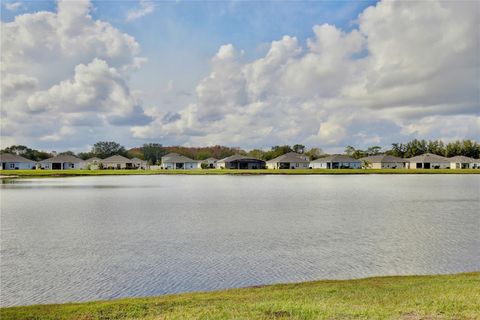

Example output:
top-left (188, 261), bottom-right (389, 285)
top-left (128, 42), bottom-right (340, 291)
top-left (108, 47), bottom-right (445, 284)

top-left (101, 155), bottom-right (136, 169)
top-left (448, 156), bottom-right (478, 169)
top-left (310, 155), bottom-right (361, 169)
top-left (161, 153), bottom-right (201, 169)
top-left (216, 154), bottom-right (266, 169)
top-left (359, 154), bottom-right (407, 169)
top-left (202, 157), bottom-right (218, 169)
top-left (406, 153), bottom-right (450, 169)
top-left (40, 154), bottom-right (85, 170)
top-left (0, 153), bottom-right (36, 170)
top-left (266, 152), bottom-right (310, 169)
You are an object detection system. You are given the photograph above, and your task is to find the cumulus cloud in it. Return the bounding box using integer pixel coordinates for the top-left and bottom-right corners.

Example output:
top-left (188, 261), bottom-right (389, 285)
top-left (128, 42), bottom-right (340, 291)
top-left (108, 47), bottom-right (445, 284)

top-left (132, 0), bottom-right (479, 149)
top-left (4, 1), bottom-right (22, 11)
top-left (126, 0), bottom-right (155, 22)
top-left (1, 0), bottom-right (150, 148)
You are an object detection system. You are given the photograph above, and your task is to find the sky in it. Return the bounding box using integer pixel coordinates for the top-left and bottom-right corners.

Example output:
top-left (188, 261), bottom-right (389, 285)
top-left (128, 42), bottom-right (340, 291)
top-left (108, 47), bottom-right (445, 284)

top-left (1, 0), bottom-right (479, 153)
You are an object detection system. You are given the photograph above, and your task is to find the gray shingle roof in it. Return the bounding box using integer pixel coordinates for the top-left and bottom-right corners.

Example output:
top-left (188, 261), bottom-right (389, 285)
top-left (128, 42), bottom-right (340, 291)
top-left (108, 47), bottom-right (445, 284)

top-left (161, 153), bottom-right (198, 163)
top-left (85, 157), bottom-right (101, 163)
top-left (101, 155), bottom-right (132, 163)
top-left (407, 153), bottom-right (449, 163)
top-left (310, 154), bottom-right (360, 163)
top-left (41, 154), bottom-right (84, 163)
top-left (448, 156), bottom-right (477, 163)
top-left (0, 153), bottom-right (36, 163)
top-left (267, 152), bottom-right (309, 163)
top-left (359, 154), bottom-right (406, 163)
top-left (217, 154), bottom-right (264, 163)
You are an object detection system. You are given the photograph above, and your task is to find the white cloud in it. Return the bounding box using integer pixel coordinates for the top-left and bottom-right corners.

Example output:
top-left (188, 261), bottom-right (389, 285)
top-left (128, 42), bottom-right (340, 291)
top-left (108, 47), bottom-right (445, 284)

top-left (4, 1), bottom-right (22, 11)
top-left (132, 0), bottom-right (479, 150)
top-left (1, 0), bottom-right (150, 148)
top-left (126, 0), bottom-right (155, 22)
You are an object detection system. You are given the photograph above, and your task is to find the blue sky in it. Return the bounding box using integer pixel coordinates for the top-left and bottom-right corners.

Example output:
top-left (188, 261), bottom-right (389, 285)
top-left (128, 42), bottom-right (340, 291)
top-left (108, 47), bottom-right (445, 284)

top-left (1, 0), bottom-right (478, 152)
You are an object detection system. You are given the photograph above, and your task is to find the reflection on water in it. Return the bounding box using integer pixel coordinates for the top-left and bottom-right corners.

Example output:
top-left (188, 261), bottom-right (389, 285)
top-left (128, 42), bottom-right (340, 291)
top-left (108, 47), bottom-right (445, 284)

top-left (1, 175), bottom-right (479, 306)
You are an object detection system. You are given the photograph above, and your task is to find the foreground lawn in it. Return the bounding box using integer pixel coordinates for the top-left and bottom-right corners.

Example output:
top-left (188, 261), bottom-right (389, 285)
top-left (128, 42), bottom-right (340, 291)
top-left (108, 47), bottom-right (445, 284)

top-left (1, 168), bottom-right (479, 178)
top-left (2, 272), bottom-right (479, 319)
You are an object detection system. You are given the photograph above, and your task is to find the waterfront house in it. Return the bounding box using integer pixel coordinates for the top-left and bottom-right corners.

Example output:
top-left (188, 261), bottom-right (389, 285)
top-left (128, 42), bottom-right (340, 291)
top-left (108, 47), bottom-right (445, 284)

top-left (266, 152), bottom-right (310, 169)
top-left (448, 156), bottom-right (478, 169)
top-left (202, 157), bottom-right (218, 169)
top-left (359, 154), bottom-right (407, 169)
top-left (406, 153), bottom-right (450, 169)
top-left (101, 155), bottom-right (136, 169)
top-left (0, 153), bottom-right (36, 170)
top-left (216, 154), bottom-right (266, 169)
top-left (131, 157), bottom-right (147, 169)
top-left (310, 155), bottom-right (361, 169)
top-left (40, 154), bottom-right (85, 170)
top-left (161, 153), bottom-right (201, 169)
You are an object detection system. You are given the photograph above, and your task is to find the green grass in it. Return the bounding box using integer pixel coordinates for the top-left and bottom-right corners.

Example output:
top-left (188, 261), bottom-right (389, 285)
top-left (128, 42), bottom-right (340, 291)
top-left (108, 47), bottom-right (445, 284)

top-left (1, 168), bottom-right (479, 178)
top-left (2, 272), bottom-right (479, 319)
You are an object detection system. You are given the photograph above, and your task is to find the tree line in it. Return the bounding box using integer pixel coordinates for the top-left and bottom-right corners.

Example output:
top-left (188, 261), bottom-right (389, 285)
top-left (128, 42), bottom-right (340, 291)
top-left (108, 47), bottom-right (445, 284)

top-left (1, 139), bottom-right (478, 164)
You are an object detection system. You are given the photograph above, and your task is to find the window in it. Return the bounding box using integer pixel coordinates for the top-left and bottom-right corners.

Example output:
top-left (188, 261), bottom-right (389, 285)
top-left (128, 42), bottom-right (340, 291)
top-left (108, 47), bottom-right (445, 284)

top-left (9, 163), bottom-right (15, 169)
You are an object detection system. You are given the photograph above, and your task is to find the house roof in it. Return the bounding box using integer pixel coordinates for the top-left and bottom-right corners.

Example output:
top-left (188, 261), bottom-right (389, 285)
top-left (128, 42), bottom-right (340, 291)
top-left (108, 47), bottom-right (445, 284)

top-left (130, 157), bottom-right (144, 162)
top-left (359, 154), bottom-right (406, 163)
top-left (217, 154), bottom-right (264, 163)
top-left (205, 157), bottom-right (218, 161)
top-left (41, 154), bottom-right (84, 163)
top-left (0, 153), bottom-right (36, 163)
top-left (407, 153), bottom-right (449, 163)
top-left (448, 155), bottom-right (477, 163)
top-left (101, 155), bottom-right (132, 163)
top-left (85, 157), bottom-right (101, 162)
top-left (310, 154), bottom-right (360, 163)
top-left (267, 152), bottom-right (309, 163)
top-left (161, 153), bottom-right (198, 163)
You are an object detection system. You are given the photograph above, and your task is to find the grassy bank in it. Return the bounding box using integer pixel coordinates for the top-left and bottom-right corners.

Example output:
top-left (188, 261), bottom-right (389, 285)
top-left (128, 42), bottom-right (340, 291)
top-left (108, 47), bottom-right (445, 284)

top-left (1, 168), bottom-right (479, 178)
top-left (1, 272), bottom-right (479, 319)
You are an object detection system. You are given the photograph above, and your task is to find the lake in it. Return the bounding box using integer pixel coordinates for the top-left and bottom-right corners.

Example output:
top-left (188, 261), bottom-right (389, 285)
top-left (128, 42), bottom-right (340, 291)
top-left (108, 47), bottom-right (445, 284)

top-left (1, 175), bottom-right (479, 307)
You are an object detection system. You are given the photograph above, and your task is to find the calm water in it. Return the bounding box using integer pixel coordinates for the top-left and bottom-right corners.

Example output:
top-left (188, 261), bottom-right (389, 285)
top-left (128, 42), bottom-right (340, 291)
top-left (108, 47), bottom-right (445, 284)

top-left (1, 175), bottom-right (479, 307)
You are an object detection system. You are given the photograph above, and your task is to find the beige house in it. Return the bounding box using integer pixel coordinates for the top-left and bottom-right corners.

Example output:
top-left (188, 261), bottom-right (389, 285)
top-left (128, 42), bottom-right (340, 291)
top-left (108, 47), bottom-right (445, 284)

top-left (161, 153), bottom-right (201, 169)
top-left (360, 154), bottom-right (407, 169)
top-left (448, 156), bottom-right (478, 169)
top-left (40, 154), bottom-right (85, 170)
top-left (101, 155), bottom-right (136, 169)
top-left (216, 154), bottom-right (266, 169)
top-left (310, 155), bottom-right (361, 169)
top-left (131, 157), bottom-right (148, 169)
top-left (267, 152), bottom-right (309, 169)
top-left (406, 153), bottom-right (450, 169)
top-left (0, 153), bottom-right (36, 170)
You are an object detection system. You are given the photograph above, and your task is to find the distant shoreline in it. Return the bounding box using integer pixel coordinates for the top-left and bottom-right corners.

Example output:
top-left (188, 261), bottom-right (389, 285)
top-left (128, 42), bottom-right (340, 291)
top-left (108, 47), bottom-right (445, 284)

top-left (1, 168), bottom-right (480, 179)
top-left (1, 272), bottom-right (478, 319)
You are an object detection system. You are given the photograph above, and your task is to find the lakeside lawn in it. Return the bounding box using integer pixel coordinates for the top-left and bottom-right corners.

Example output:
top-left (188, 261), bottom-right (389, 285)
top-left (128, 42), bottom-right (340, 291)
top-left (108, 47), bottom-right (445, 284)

top-left (1, 272), bottom-right (479, 320)
top-left (1, 168), bottom-right (479, 177)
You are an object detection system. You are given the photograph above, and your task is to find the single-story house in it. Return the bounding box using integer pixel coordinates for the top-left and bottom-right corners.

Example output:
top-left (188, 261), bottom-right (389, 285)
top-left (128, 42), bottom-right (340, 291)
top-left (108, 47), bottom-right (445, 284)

top-left (101, 155), bottom-right (136, 169)
top-left (310, 155), bottom-right (361, 169)
top-left (131, 157), bottom-right (148, 169)
top-left (0, 153), bottom-right (36, 170)
top-left (406, 153), bottom-right (450, 169)
top-left (161, 153), bottom-right (201, 169)
top-left (85, 157), bottom-right (102, 170)
top-left (448, 156), bottom-right (478, 169)
top-left (359, 154), bottom-right (407, 169)
top-left (267, 152), bottom-right (310, 169)
top-left (202, 157), bottom-right (218, 169)
top-left (216, 154), bottom-right (266, 169)
top-left (40, 154), bottom-right (85, 170)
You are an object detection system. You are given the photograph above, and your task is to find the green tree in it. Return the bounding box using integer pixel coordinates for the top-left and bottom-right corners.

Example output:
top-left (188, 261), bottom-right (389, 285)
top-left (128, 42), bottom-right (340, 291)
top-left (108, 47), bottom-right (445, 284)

top-left (292, 144), bottom-right (306, 154)
top-left (344, 145), bottom-right (355, 156)
top-left (92, 141), bottom-right (127, 158)
top-left (141, 143), bottom-right (166, 164)
top-left (366, 146), bottom-right (382, 156)
top-left (305, 147), bottom-right (325, 160)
